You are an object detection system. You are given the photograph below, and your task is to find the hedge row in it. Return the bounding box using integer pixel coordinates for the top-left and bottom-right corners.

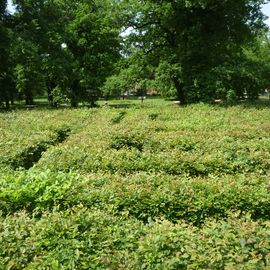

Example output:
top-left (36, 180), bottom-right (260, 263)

top-left (33, 105), bottom-right (270, 176)
top-left (36, 134), bottom-right (270, 176)
top-left (1, 207), bottom-right (270, 269)
top-left (0, 109), bottom-right (96, 169)
top-left (1, 105), bottom-right (269, 177)
top-left (1, 170), bottom-right (269, 224)
top-left (1, 103), bottom-right (270, 269)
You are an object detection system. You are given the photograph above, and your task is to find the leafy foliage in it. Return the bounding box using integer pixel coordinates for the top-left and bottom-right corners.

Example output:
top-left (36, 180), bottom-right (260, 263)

top-left (1, 0), bottom-right (270, 105)
top-left (0, 102), bottom-right (269, 269)
top-left (121, 0), bottom-right (269, 103)
top-left (1, 0), bottom-right (270, 266)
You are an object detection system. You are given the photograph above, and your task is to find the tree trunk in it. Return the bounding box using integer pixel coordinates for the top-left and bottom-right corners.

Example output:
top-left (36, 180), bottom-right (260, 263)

top-left (5, 99), bottom-right (9, 109)
top-left (89, 97), bottom-right (96, 107)
top-left (25, 95), bottom-right (34, 105)
top-left (173, 78), bottom-right (186, 105)
top-left (70, 98), bottom-right (78, 107)
top-left (47, 86), bottom-right (53, 105)
top-left (70, 80), bottom-right (80, 108)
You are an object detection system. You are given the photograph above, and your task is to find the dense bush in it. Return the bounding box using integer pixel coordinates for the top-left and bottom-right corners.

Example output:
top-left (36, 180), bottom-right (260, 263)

top-left (133, 214), bottom-right (270, 269)
top-left (36, 104), bottom-right (270, 176)
top-left (1, 209), bottom-right (270, 269)
top-left (0, 109), bottom-right (95, 170)
top-left (0, 170), bottom-right (270, 224)
top-left (0, 101), bottom-right (270, 268)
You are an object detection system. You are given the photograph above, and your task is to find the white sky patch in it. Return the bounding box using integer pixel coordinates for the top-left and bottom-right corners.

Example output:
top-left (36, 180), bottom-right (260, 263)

top-left (7, 0), bottom-right (16, 14)
top-left (262, 2), bottom-right (270, 26)
top-left (120, 27), bottom-right (133, 38)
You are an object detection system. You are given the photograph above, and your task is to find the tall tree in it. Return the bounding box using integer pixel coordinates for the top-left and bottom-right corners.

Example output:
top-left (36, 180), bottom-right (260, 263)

top-left (11, 0), bottom-right (122, 107)
top-left (62, 0), bottom-right (122, 106)
top-left (123, 0), bottom-right (268, 104)
top-left (11, 0), bottom-right (48, 104)
top-left (0, 0), bottom-right (16, 108)
top-left (0, 0), bottom-right (8, 107)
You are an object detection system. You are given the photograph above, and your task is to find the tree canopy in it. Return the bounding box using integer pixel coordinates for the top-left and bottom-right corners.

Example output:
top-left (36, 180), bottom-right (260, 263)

top-left (0, 0), bottom-right (269, 107)
top-left (120, 0), bottom-right (268, 103)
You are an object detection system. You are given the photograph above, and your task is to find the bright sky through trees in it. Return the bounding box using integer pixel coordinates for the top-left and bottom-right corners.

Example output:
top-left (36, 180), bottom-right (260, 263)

top-left (7, 0), bottom-right (15, 13)
top-left (262, 2), bottom-right (270, 25)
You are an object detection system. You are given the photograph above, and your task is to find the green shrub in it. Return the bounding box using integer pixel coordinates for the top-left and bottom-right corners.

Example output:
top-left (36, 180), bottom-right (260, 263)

top-left (53, 126), bottom-right (71, 143)
top-left (148, 113), bottom-right (159, 120)
top-left (0, 207), bottom-right (144, 269)
top-left (0, 170), bottom-right (78, 214)
top-left (0, 101), bottom-right (270, 268)
top-left (110, 134), bottom-right (145, 151)
top-left (1, 170), bottom-right (269, 225)
top-left (1, 209), bottom-right (270, 269)
top-left (5, 126), bottom-right (71, 169)
top-left (132, 214), bottom-right (270, 269)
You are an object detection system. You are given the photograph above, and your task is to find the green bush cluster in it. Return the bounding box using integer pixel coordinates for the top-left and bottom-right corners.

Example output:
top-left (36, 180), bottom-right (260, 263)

top-left (110, 134), bottom-right (146, 151)
top-left (0, 102), bottom-right (270, 268)
top-left (1, 208), bottom-right (270, 269)
top-left (0, 109), bottom-right (95, 170)
top-left (0, 170), bottom-right (269, 224)
top-left (0, 170), bottom-right (78, 214)
top-left (6, 126), bottom-right (71, 169)
top-left (35, 106), bottom-right (270, 175)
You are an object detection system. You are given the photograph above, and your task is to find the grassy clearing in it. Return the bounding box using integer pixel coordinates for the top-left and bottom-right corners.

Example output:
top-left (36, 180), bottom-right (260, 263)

top-left (0, 100), bottom-right (270, 269)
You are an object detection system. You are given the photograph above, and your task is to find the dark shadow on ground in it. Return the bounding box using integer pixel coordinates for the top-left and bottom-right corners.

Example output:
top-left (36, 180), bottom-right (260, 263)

top-left (103, 104), bottom-right (135, 109)
top-left (0, 97), bottom-right (269, 112)
top-left (214, 98), bottom-right (270, 109)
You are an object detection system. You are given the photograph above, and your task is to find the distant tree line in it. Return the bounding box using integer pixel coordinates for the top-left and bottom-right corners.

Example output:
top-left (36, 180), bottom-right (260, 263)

top-left (0, 0), bottom-right (270, 108)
